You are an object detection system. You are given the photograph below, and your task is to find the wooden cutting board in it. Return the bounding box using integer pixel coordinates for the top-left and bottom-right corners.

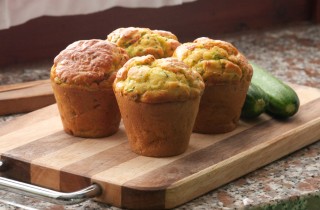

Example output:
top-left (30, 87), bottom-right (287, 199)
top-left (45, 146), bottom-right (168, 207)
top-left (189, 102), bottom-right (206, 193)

top-left (0, 84), bottom-right (319, 209)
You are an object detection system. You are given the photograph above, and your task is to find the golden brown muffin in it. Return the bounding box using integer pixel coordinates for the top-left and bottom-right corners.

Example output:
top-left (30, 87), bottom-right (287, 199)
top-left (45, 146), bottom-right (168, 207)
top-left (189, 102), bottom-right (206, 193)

top-left (51, 39), bottom-right (129, 138)
top-left (113, 55), bottom-right (204, 157)
top-left (173, 37), bottom-right (253, 134)
top-left (107, 27), bottom-right (180, 58)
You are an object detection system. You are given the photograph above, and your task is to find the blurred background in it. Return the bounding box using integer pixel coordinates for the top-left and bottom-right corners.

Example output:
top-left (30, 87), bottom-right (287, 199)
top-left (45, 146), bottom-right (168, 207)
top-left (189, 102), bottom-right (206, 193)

top-left (0, 0), bottom-right (319, 67)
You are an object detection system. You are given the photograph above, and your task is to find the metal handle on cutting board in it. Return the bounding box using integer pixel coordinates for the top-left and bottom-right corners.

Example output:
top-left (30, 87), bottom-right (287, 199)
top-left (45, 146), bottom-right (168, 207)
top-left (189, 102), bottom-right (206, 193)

top-left (0, 160), bottom-right (102, 205)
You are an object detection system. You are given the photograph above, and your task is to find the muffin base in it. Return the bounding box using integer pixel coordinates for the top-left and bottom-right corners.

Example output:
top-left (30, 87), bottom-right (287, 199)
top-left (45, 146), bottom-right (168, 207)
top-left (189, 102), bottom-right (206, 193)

top-left (52, 82), bottom-right (121, 138)
top-left (193, 82), bottom-right (250, 134)
top-left (115, 92), bottom-right (200, 157)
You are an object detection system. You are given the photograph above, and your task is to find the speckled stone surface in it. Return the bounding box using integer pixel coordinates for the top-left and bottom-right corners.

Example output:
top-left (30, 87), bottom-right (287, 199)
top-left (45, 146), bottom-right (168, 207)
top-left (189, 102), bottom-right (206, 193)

top-left (0, 22), bottom-right (319, 210)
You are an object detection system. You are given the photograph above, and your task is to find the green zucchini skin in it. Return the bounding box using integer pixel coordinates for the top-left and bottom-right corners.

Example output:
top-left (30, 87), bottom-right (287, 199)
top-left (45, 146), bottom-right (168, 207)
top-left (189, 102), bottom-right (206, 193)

top-left (241, 83), bottom-right (269, 119)
top-left (250, 63), bottom-right (300, 118)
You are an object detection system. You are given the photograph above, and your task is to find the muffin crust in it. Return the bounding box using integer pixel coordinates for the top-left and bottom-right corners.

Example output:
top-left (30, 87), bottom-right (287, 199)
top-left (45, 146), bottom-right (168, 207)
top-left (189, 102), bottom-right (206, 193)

top-left (113, 55), bottom-right (204, 103)
top-left (173, 37), bottom-right (253, 85)
top-left (107, 27), bottom-right (181, 58)
top-left (50, 39), bottom-right (128, 138)
top-left (51, 39), bottom-right (129, 90)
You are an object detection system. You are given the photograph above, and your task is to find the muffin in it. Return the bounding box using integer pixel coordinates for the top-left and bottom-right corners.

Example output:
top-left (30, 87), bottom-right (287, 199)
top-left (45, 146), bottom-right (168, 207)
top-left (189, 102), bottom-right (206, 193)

top-left (113, 55), bottom-right (204, 157)
top-left (107, 27), bottom-right (180, 58)
top-left (51, 39), bottom-right (129, 138)
top-left (173, 37), bottom-right (253, 134)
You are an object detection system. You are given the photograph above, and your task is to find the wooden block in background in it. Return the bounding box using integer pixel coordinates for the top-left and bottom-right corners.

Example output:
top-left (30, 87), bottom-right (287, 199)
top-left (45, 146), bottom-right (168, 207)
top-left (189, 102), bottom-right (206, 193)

top-left (0, 79), bottom-right (55, 115)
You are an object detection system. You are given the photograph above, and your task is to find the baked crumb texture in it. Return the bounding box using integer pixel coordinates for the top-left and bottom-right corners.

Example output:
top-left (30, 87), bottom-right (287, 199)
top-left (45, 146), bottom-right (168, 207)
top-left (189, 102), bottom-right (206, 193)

top-left (113, 55), bottom-right (205, 103)
top-left (107, 27), bottom-right (181, 59)
top-left (173, 37), bottom-right (253, 85)
top-left (173, 37), bottom-right (253, 134)
top-left (51, 39), bottom-right (129, 90)
top-left (50, 39), bottom-right (128, 138)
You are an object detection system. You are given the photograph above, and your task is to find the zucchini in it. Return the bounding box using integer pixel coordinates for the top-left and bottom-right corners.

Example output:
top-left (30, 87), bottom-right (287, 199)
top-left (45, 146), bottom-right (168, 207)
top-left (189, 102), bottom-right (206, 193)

top-left (241, 83), bottom-right (269, 119)
top-left (249, 63), bottom-right (300, 118)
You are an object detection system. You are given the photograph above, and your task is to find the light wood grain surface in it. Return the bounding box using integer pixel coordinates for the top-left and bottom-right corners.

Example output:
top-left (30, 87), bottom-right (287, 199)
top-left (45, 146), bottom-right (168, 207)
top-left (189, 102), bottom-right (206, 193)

top-left (0, 84), bottom-right (319, 209)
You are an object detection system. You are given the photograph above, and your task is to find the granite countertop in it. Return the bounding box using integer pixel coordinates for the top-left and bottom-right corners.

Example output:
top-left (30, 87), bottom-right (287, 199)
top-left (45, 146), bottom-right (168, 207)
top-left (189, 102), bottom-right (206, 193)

top-left (0, 22), bottom-right (319, 210)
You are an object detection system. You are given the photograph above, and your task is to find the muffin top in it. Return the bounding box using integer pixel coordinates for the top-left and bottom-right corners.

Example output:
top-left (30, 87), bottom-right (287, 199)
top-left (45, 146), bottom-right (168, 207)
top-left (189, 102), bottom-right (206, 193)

top-left (113, 55), bottom-right (205, 103)
top-left (173, 37), bottom-right (253, 85)
top-left (107, 27), bottom-right (181, 59)
top-left (51, 39), bottom-right (129, 90)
